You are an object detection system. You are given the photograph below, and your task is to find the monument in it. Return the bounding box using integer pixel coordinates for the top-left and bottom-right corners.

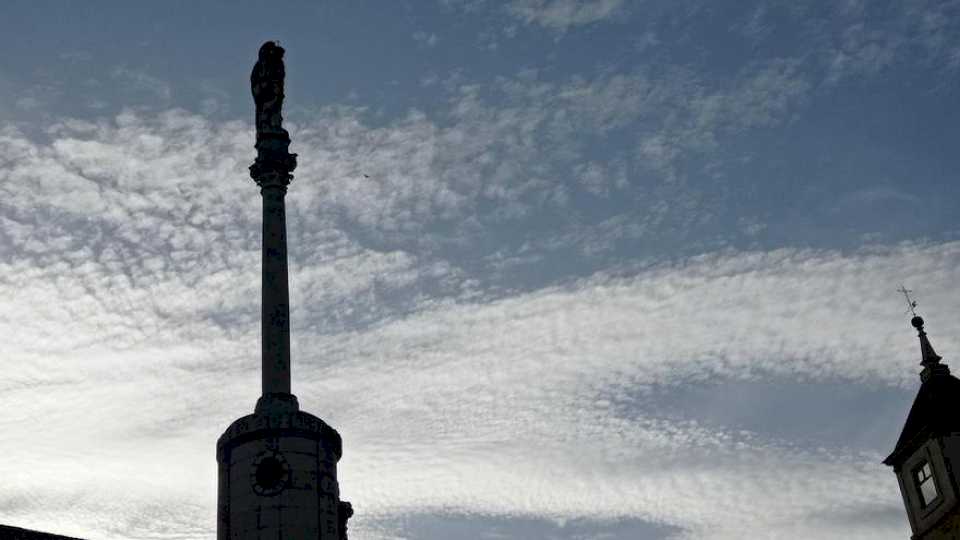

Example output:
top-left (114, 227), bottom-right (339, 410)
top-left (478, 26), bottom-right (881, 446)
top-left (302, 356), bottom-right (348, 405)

top-left (216, 42), bottom-right (353, 540)
top-left (885, 291), bottom-right (960, 539)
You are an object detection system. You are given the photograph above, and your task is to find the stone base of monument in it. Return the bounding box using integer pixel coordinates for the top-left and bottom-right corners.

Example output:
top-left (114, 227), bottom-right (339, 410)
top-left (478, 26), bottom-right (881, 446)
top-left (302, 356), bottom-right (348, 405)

top-left (216, 408), bottom-right (347, 539)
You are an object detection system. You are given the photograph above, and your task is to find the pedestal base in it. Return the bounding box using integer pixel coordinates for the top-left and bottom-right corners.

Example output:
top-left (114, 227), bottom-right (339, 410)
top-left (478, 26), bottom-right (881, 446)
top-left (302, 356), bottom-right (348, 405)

top-left (217, 409), bottom-right (348, 540)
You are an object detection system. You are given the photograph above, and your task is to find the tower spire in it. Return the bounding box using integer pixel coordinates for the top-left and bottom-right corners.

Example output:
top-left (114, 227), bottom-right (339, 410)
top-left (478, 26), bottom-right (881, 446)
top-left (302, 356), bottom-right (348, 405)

top-left (899, 286), bottom-right (948, 382)
top-left (912, 316), bottom-right (943, 366)
top-left (912, 315), bottom-right (948, 383)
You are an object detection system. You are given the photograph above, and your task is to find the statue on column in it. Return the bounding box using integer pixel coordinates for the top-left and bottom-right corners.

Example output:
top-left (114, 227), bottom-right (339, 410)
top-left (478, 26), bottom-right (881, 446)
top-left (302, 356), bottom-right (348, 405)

top-left (251, 41), bottom-right (288, 139)
top-left (250, 41), bottom-right (296, 182)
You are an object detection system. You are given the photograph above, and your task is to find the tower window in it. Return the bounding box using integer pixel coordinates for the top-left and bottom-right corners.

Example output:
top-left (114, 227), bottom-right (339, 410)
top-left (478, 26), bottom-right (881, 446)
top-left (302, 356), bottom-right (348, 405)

top-left (914, 461), bottom-right (939, 508)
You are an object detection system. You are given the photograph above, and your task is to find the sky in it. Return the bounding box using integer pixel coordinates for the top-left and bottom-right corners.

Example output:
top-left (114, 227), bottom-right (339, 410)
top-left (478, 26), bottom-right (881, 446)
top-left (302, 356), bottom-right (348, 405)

top-left (1, 1), bottom-right (959, 539)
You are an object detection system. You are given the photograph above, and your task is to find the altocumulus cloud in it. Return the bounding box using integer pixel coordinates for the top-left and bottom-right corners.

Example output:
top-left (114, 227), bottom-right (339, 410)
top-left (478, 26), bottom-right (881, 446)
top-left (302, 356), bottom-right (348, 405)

top-left (506, 0), bottom-right (627, 31)
top-left (0, 107), bottom-right (955, 539)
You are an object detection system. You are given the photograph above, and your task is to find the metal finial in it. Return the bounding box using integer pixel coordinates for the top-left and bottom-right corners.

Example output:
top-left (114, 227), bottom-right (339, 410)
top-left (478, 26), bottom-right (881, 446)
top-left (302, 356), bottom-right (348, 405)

top-left (898, 284), bottom-right (919, 317)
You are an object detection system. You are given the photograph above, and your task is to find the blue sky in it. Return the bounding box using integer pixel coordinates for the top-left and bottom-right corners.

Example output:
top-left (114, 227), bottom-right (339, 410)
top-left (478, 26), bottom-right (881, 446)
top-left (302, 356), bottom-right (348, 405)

top-left (1, 1), bottom-right (959, 539)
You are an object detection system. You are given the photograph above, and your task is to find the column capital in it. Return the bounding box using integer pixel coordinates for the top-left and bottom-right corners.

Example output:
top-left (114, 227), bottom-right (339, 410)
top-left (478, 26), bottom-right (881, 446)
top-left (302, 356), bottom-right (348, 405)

top-left (251, 169), bottom-right (292, 191)
top-left (250, 132), bottom-right (297, 189)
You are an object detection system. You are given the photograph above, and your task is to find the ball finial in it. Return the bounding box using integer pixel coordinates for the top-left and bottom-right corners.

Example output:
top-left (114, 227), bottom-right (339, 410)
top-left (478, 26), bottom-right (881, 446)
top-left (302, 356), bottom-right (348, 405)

top-left (911, 315), bottom-right (924, 329)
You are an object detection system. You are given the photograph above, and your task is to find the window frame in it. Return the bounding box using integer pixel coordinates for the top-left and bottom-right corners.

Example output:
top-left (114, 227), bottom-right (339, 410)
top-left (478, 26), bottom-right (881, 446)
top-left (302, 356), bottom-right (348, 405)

top-left (912, 459), bottom-right (942, 511)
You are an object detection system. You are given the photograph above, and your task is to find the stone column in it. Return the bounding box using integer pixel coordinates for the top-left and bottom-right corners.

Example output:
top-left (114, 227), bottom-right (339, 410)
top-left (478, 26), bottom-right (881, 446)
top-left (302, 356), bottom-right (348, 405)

top-left (251, 133), bottom-right (299, 414)
top-left (260, 172), bottom-right (291, 395)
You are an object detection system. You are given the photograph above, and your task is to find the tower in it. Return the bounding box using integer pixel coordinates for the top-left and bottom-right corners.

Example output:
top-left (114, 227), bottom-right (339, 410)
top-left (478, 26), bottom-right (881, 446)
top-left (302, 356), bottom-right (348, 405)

top-left (885, 314), bottom-right (960, 539)
top-left (216, 42), bottom-right (352, 540)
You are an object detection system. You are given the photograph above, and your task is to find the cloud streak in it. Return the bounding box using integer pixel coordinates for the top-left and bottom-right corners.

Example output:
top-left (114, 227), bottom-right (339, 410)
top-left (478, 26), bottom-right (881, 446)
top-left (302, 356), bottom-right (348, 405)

top-left (507, 0), bottom-right (626, 31)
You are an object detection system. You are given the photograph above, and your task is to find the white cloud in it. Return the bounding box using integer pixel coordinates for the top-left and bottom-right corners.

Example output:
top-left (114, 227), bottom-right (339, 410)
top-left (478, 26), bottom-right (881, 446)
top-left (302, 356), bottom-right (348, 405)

top-left (413, 31), bottom-right (439, 47)
top-left (507, 0), bottom-right (626, 31)
top-left (731, 1), bottom-right (960, 84)
top-left (290, 240), bottom-right (955, 539)
top-left (111, 67), bottom-right (173, 103)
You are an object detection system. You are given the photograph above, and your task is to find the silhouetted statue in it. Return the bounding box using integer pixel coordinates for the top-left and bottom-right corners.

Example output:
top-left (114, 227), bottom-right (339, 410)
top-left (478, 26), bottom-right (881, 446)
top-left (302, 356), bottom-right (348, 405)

top-left (251, 41), bottom-right (287, 138)
top-left (249, 41), bottom-right (296, 179)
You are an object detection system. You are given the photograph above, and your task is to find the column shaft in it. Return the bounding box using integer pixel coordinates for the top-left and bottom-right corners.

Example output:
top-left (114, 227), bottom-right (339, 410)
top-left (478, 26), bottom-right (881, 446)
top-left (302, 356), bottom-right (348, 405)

top-left (261, 184), bottom-right (291, 396)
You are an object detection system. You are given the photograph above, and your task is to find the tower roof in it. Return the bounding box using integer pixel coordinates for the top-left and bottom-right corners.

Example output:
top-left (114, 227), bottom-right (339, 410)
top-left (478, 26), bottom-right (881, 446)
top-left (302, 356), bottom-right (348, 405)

top-left (884, 316), bottom-right (960, 466)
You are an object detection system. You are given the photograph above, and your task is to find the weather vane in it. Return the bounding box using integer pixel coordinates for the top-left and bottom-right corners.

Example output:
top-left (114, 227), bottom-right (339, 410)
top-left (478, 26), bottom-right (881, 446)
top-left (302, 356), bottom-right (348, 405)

top-left (897, 284), bottom-right (919, 317)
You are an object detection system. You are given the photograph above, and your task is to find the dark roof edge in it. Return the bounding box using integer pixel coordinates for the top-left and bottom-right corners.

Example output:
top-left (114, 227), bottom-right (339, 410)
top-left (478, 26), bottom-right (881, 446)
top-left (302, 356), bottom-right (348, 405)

top-left (0, 524), bottom-right (87, 540)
